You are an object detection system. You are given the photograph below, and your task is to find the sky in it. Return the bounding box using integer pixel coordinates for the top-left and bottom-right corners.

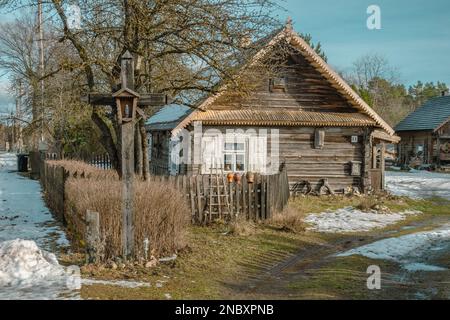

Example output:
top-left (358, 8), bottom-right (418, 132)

top-left (1, 0), bottom-right (449, 112)
top-left (279, 0), bottom-right (450, 86)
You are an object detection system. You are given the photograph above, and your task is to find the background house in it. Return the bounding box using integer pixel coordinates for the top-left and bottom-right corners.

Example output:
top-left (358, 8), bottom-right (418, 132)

top-left (146, 23), bottom-right (398, 193)
top-left (395, 93), bottom-right (450, 170)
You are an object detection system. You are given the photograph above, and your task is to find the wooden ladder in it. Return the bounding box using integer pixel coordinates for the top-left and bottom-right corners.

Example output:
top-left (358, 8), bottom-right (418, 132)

top-left (204, 163), bottom-right (231, 222)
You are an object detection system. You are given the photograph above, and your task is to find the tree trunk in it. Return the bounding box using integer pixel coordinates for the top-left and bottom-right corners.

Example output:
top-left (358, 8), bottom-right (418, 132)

top-left (139, 118), bottom-right (149, 180)
top-left (134, 122), bottom-right (143, 177)
top-left (91, 110), bottom-right (121, 176)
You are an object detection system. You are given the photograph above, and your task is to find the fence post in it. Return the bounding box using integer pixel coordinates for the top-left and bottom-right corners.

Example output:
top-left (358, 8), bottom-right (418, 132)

top-left (260, 176), bottom-right (266, 220)
top-left (235, 180), bottom-right (240, 219)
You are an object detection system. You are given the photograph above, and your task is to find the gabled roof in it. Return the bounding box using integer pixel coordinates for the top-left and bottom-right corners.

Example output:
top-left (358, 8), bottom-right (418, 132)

top-left (395, 96), bottom-right (450, 132)
top-left (147, 22), bottom-right (396, 137)
top-left (112, 87), bottom-right (140, 98)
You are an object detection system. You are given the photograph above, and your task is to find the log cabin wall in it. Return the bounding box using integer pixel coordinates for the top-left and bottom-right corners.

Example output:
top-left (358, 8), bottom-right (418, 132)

top-left (147, 42), bottom-right (386, 191)
top-left (279, 126), bottom-right (366, 192)
top-left (397, 131), bottom-right (434, 165)
top-left (182, 125), bottom-right (368, 192)
top-left (186, 49), bottom-right (374, 191)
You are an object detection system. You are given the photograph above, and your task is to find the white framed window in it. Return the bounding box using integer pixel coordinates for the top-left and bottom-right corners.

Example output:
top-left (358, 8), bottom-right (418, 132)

top-left (201, 132), bottom-right (267, 174)
top-left (223, 140), bottom-right (246, 172)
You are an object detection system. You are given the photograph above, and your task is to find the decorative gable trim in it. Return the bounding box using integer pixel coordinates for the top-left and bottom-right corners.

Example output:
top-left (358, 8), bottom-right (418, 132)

top-left (172, 24), bottom-right (395, 137)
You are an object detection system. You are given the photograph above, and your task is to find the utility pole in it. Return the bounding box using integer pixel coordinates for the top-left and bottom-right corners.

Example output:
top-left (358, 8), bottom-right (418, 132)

top-left (15, 81), bottom-right (24, 153)
top-left (38, 0), bottom-right (45, 143)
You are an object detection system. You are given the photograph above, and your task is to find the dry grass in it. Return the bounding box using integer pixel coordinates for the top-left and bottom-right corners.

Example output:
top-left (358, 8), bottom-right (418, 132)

top-left (267, 206), bottom-right (306, 233)
top-left (355, 197), bottom-right (378, 211)
top-left (228, 218), bottom-right (258, 236)
top-left (49, 160), bottom-right (189, 261)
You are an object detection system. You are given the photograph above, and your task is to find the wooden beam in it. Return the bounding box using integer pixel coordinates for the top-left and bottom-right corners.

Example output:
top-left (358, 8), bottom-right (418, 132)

top-left (86, 93), bottom-right (168, 107)
top-left (121, 51), bottom-right (135, 259)
top-left (380, 142), bottom-right (386, 190)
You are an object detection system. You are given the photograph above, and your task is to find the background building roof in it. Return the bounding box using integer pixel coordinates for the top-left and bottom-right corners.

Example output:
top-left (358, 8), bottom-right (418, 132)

top-left (395, 96), bottom-right (450, 132)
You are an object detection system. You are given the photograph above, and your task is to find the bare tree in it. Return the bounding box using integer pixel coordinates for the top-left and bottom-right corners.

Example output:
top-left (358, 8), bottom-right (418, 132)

top-left (0, 0), bottom-right (282, 177)
top-left (351, 53), bottom-right (399, 89)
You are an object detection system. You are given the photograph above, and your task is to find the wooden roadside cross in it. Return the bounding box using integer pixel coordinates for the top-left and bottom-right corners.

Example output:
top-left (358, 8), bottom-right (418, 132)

top-left (85, 51), bottom-right (168, 259)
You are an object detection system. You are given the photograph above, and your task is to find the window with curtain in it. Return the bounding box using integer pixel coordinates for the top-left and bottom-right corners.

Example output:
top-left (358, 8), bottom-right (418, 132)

top-left (224, 141), bottom-right (246, 172)
top-left (201, 133), bottom-right (267, 174)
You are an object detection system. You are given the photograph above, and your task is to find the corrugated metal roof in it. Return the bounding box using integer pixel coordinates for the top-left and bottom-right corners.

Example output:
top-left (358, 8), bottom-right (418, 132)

top-left (190, 109), bottom-right (376, 127)
top-left (395, 96), bottom-right (450, 132)
top-left (146, 104), bottom-right (192, 130)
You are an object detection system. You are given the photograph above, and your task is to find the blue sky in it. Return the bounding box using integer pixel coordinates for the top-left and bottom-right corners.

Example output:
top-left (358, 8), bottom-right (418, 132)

top-left (279, 0), bottom-right (450, 86)
top-left (1, 0), bottom-right (449, 111)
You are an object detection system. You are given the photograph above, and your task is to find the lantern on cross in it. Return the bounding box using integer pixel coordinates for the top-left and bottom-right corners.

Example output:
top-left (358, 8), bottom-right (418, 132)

top-left (113, 88), bottom-right (140, 123)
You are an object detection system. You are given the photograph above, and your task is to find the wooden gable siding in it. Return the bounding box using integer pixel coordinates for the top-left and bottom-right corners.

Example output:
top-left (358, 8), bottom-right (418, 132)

top-left (279, 127), bottom-right (365, 191)
top-left (211, 52), bottom-right (356, 113)
top-left (437, 120), bottom-right (450, 136)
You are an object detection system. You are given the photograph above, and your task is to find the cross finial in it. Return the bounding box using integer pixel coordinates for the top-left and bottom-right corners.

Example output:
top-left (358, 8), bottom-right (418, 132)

top-left (286, 16), bottom-right (293, 31)
top-left (121, 50), bottom-right (135, 90)
top-left (122, 50), bottom-right (133, 60)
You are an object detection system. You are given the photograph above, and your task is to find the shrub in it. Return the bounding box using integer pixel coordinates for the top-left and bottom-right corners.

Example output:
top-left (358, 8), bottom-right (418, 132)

top-left (50, 161), bottom-right (189, 261)
top-left (356, 197), bottom-right (378, 211)
top-left (267, 206), bottom-right (305, 233)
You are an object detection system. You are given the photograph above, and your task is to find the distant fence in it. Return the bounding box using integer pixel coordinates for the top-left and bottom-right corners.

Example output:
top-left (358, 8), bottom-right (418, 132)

top-left (66, 153), bottom-right (113, 170)
top-left (88, 154), bottom-right (113, 170)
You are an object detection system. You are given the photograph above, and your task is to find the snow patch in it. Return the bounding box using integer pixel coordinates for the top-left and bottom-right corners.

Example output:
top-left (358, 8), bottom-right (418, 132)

top-left (386, 171), bottom-right (450, 200)
top-left (0, 239), bottom-right (65, 287)
top-left (0, 153), bottom-right (16, 169)
top-left (82, 279), bottom-right (151, 288)
top-left (337, 226), bottom-right (450, 271)
top-left (303, 207), bottom-right (421, 233)
top-left (0, 239), bottom-right (77, 300)
top-left (403, 263), bottom-right (447, 272)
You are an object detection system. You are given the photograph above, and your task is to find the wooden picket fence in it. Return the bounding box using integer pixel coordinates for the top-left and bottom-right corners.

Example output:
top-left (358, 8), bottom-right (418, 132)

top-left (40, 163), bottom-right (67, 221)
top-left (41, 159), bottom-right (290, 225)
top-left (89, 154), bottom-right (113, 170)
top-left (150, 166), bottom-right (290, 223)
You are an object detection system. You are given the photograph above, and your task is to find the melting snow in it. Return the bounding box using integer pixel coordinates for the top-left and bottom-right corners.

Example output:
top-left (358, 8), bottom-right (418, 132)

top-left (386, 171), bottom-right (450, 200)
top-left (0, 239), bottom-right (78, 300)
top-left (0, 153), bottom-right (69, 249)
top-left (0, 239), bottom-right (152, 300)
top-left (0, 153), bottom-right (16, 169)
top-left (304, 207), bottom-right (421, 233)
top-left (82, 279), bottom-right (151, 288)
top-left (337, 226), bottom-right (450, 271)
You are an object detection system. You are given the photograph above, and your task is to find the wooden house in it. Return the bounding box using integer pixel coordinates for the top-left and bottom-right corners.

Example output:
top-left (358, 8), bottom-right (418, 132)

top-left (146, 23), bottom-right (398, 193)
top-left (395, 94), bottom-right (450, 170)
